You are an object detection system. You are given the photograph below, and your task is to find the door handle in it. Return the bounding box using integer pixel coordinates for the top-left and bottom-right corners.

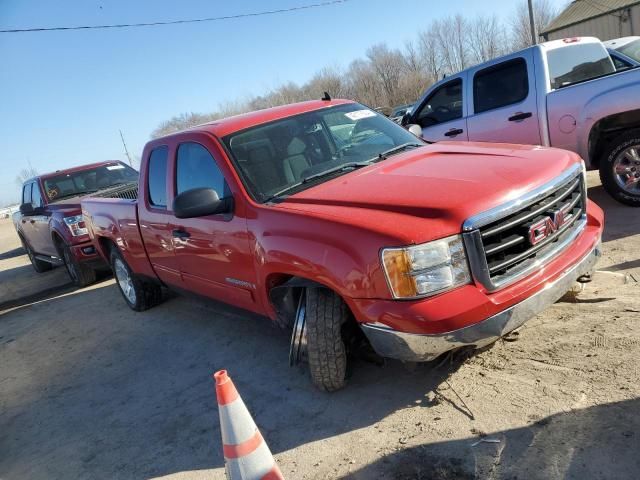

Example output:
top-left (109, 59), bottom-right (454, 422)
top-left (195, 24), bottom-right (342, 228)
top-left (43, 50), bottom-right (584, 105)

top-left (30, 219), bottom-right (36, 224)
top-left (508, 112), bottom-right (532, 122)
top-left (21, 219), bottom-right (26, 224)
top-left (444, 128), bottom-right (464, 137)
top-left (172, 229), bottom-right (191, 239)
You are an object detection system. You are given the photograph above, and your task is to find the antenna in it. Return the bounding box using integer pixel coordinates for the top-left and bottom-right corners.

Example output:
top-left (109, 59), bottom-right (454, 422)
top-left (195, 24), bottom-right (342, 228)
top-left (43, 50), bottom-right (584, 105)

top-left (119, 129), bottom-right (133, 167)
top-left (321, 91), bottom-right (331, 101)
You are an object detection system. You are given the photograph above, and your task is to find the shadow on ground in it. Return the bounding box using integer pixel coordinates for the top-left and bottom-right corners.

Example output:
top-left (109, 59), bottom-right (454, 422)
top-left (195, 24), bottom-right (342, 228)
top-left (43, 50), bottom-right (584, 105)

top-left (588, 184), bottom-right (639, 243)
top-left (0, 246), bottom-right (24, 260)
top-left (0, 283), bottom-right (465, 479)
top-left (345, 398), bottom-right (640, 480)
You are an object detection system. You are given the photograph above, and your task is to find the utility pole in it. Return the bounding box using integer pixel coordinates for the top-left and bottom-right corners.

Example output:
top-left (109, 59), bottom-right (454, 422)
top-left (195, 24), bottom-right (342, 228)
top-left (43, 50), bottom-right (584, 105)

top-left (119, 129), bottom-right (133, 167)
top-left (528, 0), bottom-right (538, 45)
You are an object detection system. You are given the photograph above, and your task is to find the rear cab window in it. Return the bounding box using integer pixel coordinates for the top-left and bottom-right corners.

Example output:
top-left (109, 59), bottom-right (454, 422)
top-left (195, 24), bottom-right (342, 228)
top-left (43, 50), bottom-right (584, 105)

top-left (147, 146), bottom-right (168, 208)
top-left (546, 43), bottom-right (615, 89)
top-left (473, 58), bottom-right (528, 113)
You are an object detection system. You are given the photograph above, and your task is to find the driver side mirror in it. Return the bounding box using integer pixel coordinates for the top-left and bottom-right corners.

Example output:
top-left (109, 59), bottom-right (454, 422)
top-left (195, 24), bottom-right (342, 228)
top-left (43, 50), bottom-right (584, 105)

top-left (407, 124), bottom-right (423, 138)
top-left (20, 203), bottom-right (34, 215)
top-left (173, 187), bottom-right (233, 219)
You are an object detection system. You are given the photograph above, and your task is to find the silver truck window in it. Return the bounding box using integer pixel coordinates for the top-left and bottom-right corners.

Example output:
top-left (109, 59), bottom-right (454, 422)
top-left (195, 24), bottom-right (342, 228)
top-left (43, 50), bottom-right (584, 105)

top-left (148, 146), bottom-right (168, 208)
top-left (31, 183), bottom-right (43, 208)
top-left (547, 43), bottom-right (615, 89)
top-left (415, 79), bottom-right (462, 127)
top-left (473, 58), bottom-right (528, 113)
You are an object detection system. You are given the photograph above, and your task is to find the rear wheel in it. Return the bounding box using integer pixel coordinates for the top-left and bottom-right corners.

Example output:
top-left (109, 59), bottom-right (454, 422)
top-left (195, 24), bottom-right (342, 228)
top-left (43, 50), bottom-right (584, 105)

top-left (110, 248), bottom-right (162, 311)
top-left (61, 243), bottom-right (96, 287)
top-left (304, 288), bottom-right (349, 392)
top-left (599, 130), bottom-right (640, 206)
top-left (21, 237), bottom-right (52, 273)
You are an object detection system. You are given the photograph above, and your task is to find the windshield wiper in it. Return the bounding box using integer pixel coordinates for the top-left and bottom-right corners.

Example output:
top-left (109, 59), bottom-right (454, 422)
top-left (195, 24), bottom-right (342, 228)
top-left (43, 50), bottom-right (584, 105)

top-left (263, 161), bottom-right (372, 203)
top-left (374, 142), bottom-right (423, 161)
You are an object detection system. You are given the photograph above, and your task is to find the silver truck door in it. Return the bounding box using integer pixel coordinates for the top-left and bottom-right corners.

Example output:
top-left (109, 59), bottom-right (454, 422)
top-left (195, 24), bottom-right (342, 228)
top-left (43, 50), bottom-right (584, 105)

top-left (466, 52), bottom-right (542, 146)
top-left (410, 76), bottom-right (468, 142)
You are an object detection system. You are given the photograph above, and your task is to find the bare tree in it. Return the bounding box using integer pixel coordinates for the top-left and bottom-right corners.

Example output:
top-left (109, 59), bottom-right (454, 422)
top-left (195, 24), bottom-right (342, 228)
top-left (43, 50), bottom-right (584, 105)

top-left (468, 15), bottom-right (506, 64)
top-left (366, 44), bottom-right (406, 107)
top-left (433, 15), bottom-right (469, 75)
top-left (417, 25), bottom-right (444, 84)
top-left (510, 0), bottom-right (557, 49)
top-left (15, 163), bottom-right (39, 187)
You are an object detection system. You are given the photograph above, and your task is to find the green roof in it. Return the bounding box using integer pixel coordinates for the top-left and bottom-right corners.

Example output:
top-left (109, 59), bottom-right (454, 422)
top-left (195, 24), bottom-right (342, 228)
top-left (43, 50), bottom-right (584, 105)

top-left (543, 0), bottom-right (640, 34)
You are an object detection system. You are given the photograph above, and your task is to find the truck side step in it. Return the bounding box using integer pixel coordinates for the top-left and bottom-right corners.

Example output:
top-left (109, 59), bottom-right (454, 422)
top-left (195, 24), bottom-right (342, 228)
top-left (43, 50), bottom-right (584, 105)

top-left (34, 254), bottom-right (64, 266)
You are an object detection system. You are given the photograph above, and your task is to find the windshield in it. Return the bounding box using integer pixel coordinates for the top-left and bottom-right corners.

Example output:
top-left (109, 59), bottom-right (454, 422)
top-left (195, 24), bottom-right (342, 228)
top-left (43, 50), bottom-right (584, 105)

top-left (617, 38), bottom-right (640, 62)
top-left (43, 162), bottom-right (138, 202)
top-left (222, 103), bottom-right (423, 202)
top-left (547, 43), bottom-right (615, 89)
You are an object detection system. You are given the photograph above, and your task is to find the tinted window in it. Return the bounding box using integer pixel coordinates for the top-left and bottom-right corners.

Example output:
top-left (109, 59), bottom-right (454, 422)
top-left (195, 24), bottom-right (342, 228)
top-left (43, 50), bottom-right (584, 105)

top-left (22, 184), bottom-right (32, 205)
top-left (223, 103), bottom-right (420, 202)
top-left (148, 146), bottom-right (168, 207)
top-left (474, 59), bottom-right (528, 113)
top-left (611, 54), bottom-right (632, 71)
top-left (32, 183), bottom-right (43, 208)
top-left (617, 39), bottom-right (640, 62)
top-left (547, 43), bottom-right (615, 89)
top-left (415, 79), bottom-right (463, 127)
top-left (176, 143), bottom-right (228, 196)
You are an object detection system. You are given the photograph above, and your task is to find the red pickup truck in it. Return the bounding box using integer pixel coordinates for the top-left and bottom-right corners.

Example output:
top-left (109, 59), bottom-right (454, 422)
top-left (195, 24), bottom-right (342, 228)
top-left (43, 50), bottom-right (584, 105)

top-left (14, 161), bottom-right (139, 286)
top-left (82, 99), bottom-right (604, 391)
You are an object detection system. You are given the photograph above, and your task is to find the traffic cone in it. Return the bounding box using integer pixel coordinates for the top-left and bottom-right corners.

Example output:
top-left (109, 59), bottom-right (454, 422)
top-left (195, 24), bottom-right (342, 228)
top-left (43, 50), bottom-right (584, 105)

top-left (213, 370), bottom-right (284, 480)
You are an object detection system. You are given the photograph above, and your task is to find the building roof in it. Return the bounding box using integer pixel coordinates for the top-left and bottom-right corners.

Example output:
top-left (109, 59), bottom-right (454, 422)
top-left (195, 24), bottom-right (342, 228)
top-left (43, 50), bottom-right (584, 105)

top-left (543, 0), bottom-right (640, 34)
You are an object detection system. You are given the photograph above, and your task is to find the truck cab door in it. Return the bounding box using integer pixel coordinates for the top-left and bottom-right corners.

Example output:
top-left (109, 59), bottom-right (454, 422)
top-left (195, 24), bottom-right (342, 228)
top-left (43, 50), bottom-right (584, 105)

top-left (409, 76), bottom-right (468, 142)
top-left (29, 181), bottom-right (57, 257)
top-left (170, 140), bottom-right (260, 314)
top-left (18, 183), bottom-right (38, 249)
top-left (466, 53), bottom-right (542, 146)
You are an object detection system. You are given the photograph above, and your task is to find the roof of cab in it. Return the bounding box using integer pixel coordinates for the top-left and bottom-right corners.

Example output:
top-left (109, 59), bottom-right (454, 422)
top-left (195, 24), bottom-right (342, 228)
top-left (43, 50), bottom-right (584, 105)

top-left (38, 160), bottom-right (128, 181)
top-left (158, 99), bottom-right (355, 140)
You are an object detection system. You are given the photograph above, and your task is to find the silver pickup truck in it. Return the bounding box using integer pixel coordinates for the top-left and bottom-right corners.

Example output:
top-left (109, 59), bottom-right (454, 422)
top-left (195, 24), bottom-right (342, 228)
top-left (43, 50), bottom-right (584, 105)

top-left (402, 37), bottom-right (640, 206)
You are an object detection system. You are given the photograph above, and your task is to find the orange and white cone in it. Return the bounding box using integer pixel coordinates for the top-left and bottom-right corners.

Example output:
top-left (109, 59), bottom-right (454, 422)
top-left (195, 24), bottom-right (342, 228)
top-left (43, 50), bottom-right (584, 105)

top-left (214, 370), bottom-right (284, 480)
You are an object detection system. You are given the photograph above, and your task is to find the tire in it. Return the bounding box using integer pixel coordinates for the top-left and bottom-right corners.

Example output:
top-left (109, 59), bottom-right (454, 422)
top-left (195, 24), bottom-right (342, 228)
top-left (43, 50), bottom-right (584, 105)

top-left (61, 243), bottom-right (96, 287)
top-left (21, 237), bottom-right (52, 273)
top-left (305, 288), bottom-right (348, 392)
top-left (599, 130), bottom-right (640, 207)
top-left (110, 248), bottom-right (162, 311)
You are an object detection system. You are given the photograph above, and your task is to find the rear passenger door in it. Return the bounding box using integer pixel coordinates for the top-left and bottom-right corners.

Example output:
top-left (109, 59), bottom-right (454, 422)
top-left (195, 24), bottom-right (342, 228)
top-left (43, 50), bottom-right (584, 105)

top-left (170, 139), bottom-right (260, 313)
top-left (466, 53), bottom-right (541, 145)
top-left (410, 76), bottom-right (468, 142)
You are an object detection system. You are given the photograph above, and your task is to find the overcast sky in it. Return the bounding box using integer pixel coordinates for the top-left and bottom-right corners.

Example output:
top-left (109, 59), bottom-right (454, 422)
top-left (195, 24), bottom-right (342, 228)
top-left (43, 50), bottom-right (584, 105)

top-left (0, 0), bottom-right (567, 206)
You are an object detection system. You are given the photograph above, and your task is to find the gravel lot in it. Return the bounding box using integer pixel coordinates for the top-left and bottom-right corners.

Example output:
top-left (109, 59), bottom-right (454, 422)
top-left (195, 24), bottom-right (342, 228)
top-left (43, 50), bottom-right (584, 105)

top-left (1, 172), bottom-right (639, 480)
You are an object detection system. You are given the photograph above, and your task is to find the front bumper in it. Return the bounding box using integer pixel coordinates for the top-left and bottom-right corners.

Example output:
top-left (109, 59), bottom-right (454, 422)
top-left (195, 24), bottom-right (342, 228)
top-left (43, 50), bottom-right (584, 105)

top-left (360, 241), bottom-right (601, 362)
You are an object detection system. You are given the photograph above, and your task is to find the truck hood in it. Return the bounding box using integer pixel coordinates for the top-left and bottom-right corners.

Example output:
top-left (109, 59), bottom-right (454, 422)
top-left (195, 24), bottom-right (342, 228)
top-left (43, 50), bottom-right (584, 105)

top-left (279, 142), bottom-right (582, 243)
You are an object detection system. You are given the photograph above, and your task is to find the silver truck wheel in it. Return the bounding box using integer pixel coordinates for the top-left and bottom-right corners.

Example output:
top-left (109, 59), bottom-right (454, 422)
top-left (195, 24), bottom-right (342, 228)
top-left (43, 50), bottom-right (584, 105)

top-left (114, 257), bottom-right (136, 305)
top-left (600, 130), bottom-right (640, 207)
top-left (109, 248), bottom-right (162, 311)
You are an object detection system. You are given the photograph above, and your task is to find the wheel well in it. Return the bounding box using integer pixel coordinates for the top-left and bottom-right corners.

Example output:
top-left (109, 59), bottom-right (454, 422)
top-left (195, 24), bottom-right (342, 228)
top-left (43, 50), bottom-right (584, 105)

top-left (589, 110), bottom-right (640, 168)
top-left (96, 236), bottom-right (115, 260)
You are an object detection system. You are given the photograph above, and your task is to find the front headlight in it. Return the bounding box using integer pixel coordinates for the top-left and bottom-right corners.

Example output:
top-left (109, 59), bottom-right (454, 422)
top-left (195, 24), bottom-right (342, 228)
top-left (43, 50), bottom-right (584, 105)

top-left (382, 234), bottom-right (471, 299)
top-left (63, 215), bottom-right (88, 236)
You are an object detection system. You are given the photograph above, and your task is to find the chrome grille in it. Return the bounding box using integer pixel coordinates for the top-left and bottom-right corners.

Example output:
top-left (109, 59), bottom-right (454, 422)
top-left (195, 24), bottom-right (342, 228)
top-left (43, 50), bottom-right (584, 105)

top-left (462, 165), bottom-right (587, 292)
top-left (93, 183), bottom-right (138, 200)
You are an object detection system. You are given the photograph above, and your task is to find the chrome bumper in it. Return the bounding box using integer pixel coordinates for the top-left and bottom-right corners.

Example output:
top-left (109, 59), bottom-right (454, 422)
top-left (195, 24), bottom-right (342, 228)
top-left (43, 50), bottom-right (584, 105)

top-left (360, 241), bottom-right (601, 362)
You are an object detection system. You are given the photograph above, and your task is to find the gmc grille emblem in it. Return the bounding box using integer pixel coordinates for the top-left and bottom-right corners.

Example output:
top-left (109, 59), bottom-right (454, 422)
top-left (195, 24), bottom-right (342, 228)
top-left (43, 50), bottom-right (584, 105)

top-left (528, 203), bottom-right (574, 246)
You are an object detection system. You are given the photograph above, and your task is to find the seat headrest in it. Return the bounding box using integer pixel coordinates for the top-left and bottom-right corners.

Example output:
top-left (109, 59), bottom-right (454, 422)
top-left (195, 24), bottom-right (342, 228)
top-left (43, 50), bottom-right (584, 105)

top-left (287, 137), bottom-right (306, 156)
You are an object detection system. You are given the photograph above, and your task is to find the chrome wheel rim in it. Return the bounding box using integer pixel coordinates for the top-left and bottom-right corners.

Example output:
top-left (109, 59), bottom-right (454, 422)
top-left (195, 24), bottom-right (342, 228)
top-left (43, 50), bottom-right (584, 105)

top-left (114, 258), bottom-right (136, 304)
top-left (289, 291), bottom-right (308, 366)
top-left (613, 145), bottom-right (640, 193)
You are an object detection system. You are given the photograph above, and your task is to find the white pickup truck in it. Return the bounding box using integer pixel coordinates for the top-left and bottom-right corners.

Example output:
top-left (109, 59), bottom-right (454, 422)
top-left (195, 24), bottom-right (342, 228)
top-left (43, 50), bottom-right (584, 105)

top-left (402, 37), bottom-right (640, 206)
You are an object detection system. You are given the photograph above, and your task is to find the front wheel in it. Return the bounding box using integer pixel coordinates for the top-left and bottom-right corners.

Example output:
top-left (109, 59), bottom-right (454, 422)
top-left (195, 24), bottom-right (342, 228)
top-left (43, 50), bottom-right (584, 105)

top-left (599, 130), bottom-right (640, 206)
top-left (110, 248), bottom-right (162, 311)
top-left (305, 288), bottom-right (349, 392)
top-left (62, 243), bottom-right (96, 287)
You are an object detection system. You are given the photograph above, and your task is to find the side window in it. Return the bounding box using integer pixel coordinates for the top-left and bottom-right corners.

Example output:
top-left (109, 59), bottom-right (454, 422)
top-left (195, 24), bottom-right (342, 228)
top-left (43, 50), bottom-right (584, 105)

top-left (147, 146), bottom-right (168, 208)
top-left (415, 79), bottom-right (463, 128)
top-left (176, 143), bottom-right (228, 197)
top-left (32, 183), bottom-right (43, 208)
top-left (473, 58), bottom-right (528, 113)
top-left (611, 55), bottom-right (631, 72)
top-left (22, 183), bottom-right (32, 205)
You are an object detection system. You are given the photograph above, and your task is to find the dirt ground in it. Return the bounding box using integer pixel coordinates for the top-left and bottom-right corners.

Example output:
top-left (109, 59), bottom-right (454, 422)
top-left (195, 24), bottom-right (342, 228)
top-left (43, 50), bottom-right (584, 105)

top-left (1, 172), bottom-right (639, 480)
